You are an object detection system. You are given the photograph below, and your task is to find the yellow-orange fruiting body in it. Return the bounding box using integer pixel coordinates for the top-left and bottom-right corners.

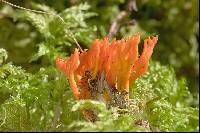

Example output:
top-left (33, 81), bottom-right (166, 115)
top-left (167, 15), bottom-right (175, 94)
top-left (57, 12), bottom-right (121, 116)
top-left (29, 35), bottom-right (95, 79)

top-left (56, 33), bottom-right (158, 121)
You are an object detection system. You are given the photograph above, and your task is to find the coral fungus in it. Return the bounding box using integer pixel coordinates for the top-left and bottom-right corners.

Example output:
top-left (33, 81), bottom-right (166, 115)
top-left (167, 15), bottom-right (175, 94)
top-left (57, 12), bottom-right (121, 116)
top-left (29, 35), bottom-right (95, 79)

top-left (56, 33), bottom-right (158, 121)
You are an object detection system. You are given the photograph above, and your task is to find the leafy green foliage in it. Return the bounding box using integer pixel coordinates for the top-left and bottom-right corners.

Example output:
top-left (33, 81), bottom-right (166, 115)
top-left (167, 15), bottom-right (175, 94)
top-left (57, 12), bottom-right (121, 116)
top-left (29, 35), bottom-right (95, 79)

top-left (0, 61), bottom-right (83, 131)
top-left (15, 2), bottom-right (97, 64)
top-left (0, 0), bottom-right (199, 132)
top-left (0, 2), bottom-right (97, 70)
top-left (130, 62), bottom-right (199, 132)
top-left (69, 100), bottom-right (148, 132)
top-left (131, 62), bottom-right (192, 106)
top-left (146, 99), bottom-right (199, 132)
top-left (0, 56), bottom-right (198, 131)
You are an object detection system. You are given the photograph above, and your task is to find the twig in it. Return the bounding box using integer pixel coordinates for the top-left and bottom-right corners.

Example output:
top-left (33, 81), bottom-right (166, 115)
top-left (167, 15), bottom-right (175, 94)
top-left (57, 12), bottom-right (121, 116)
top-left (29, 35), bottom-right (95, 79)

top-left (107, 11), bottom-right (128, 40)
top-left (51, 101), bottom-right (61, 129)
top-left (127, 0), bottom-right (138, 12)
top-left (107, 0), bottom-right (138, 40)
